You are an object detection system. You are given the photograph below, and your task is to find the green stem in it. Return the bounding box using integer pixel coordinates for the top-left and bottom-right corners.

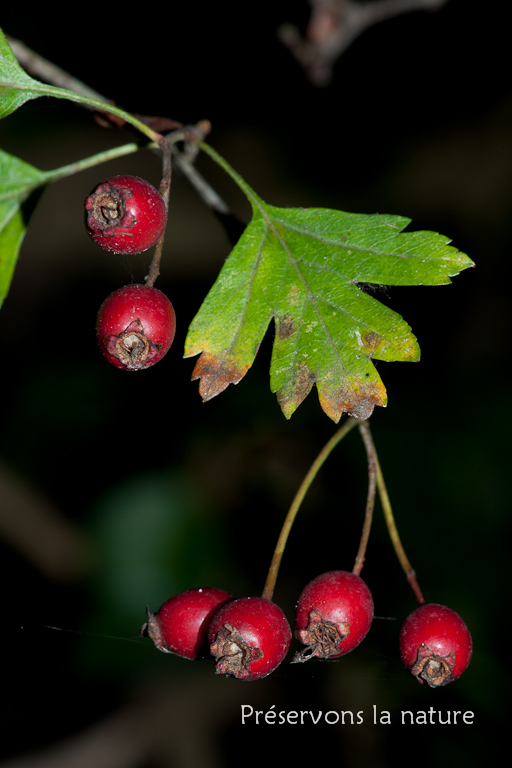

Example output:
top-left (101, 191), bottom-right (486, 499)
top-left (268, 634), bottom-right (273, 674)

top-left (39, 141), bottom-right (158, 187)
top-left (196, 140), bottom-right (263, 210)
top-left (29, 82), bottom-right (161, 143)
top-left (262, 417), bottom-right (359, 602)
top-left (359, 422), bottom-right (425, 605)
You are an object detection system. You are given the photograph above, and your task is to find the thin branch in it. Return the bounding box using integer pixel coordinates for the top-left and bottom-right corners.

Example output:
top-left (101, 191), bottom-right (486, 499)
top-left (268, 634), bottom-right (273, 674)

top-left (278, 0), bottom-right (450, 86)
top-left (0, 462), bottom-right (93, 581)
top-left (6, 36), bottom-right (110, 102)
top-left (169, 122), bottom-right (231, 215)
top-left (172, 153), bottom-right (230, 215)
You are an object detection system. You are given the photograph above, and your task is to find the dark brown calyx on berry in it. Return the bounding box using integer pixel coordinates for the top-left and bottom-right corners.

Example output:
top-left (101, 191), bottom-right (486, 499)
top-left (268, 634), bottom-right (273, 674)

top-left (210, 624), bottom-right (263, 679)
top-left (141, 606), bottom-right (170, 653)
top-left (292, 609), bottom-right (349, 663)
top-left (103, 319), bottom-right (161, 370)
top-left (85, 182), bottom-right (134, 234)
top-left (410, 644), bottom-right (455, 688)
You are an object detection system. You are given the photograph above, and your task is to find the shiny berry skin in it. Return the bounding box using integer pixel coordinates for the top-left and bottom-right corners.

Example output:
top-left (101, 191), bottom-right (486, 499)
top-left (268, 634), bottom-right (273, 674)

top-left (292, 570), bottom-right (374, 663)
top-left (141, 588), bottom-right (233, 660)
top-left (399, 602), bottom-right (472, 688)
top-left (96, 284), bottom-right (176, 370)
top-left (207, 596), bottom-right (291, 681)
top-left (85, 175), bottom-right (167, 254)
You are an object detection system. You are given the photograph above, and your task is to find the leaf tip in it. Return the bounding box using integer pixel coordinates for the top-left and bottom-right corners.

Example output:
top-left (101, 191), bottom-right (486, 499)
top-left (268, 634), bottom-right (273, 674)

top-left (274, 362), bottom-right (316, 420)
top-left (190, 351), bottom-right (249, 402)
top-left (317, 378), bottom-right (388, 423)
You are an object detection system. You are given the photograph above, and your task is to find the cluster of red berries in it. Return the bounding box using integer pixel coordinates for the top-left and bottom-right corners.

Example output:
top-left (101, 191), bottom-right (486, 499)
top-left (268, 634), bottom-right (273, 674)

top-left (85, 175), bottom-right (176, 370)
top-left (141, 572), bottom-right (472, 685)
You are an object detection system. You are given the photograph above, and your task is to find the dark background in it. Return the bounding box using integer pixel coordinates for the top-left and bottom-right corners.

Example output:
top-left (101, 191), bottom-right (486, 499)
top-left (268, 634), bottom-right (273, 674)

top-left (0, 1), bottom-right (507, 765)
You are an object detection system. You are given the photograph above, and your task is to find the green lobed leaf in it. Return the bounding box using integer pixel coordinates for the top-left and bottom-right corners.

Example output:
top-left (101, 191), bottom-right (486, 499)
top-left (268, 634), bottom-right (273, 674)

top-left (0, 148), bottom-right (45, 306)
top-left (0, 30), bottom-right (47, 118)
top-left (185, 200), bottom-right (474, 422)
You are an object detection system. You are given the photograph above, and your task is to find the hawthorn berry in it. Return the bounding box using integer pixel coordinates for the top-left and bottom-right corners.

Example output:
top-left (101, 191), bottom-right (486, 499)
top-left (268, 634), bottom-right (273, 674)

top-left (142, 587), bottom-right (233, 660)
top-left (207, 596), bottom-right (291, 681)
top-left (96, 283), bottom-right (176, 370)
top-left (85, 175), bottom-right (167, 254)
top-left (399, 602), bottom-right (472, 688)
top-left (292, 570), bottom-right (374, 662)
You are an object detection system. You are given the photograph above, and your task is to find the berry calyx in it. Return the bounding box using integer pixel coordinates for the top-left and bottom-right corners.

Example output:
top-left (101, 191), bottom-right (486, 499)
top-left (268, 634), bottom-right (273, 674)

top-left (85, 175), bottom-right (167, 254)
top-left (292, 570), bottom-right (374, 662)
top-left (96, 284), bottom-right (176, 370)
top-left (207, 596), bottom-right (291, 681)
top-left (399, 602), bottom-right (472, 687)
top-left (141, 587), bottom-right (233, 660)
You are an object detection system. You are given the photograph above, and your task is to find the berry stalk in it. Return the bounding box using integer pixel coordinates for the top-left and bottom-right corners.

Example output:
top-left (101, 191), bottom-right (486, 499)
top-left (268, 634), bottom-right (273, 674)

top-left (261, 416), bottom-right (359, 601)
top-left (145, 124), bottom-right (212, 287)
top-left (352, 421), bottom-right (377, 577)
top-left (358, 421), bottom-right (425, 605)
top-left (145, 137), bottom-right (173, 287)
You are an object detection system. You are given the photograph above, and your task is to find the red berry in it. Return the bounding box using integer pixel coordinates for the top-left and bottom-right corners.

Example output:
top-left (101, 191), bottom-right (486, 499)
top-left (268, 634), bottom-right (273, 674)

top-left (85, 175), bottom-right (167, 254)
top-left (399, 602), bottom-right (472, 687)
top-left (207, 596), bottom-right (291, 681)
top-left (292, 570), bottom-right (374, 662)
top-left (142, 588), bottom-right (233, 660)
top-left (96, 283), bottom-right (176, 370)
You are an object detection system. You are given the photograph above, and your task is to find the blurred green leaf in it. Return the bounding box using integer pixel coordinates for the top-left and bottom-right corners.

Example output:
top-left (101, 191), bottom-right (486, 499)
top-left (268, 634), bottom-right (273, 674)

top-left (0, 148), bottom-right (45, 306)
top-left (0, 30), bottom-right (47, 118)
top-left (88, 471), bottom-right (232, 622)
